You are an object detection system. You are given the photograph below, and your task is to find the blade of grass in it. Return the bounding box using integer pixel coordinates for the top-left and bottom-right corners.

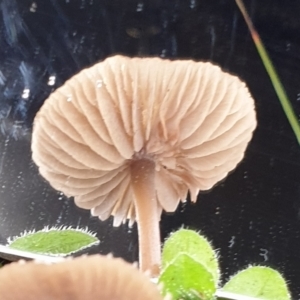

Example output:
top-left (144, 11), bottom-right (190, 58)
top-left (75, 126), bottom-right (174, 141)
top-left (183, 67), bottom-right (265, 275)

top-left (235, 0), bottom-right (300, 144)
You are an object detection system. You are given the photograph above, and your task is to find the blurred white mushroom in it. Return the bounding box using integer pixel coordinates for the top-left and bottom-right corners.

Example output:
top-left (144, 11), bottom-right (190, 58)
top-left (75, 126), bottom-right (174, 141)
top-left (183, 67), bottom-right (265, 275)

top-left (0, 255), bottom-right (163, 299)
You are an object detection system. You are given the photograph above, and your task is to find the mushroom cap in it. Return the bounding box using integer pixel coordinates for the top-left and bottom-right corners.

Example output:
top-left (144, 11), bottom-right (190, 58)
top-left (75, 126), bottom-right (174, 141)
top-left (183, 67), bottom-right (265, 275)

top-left (0, 255), bottom-right (163, 300)
top-left (32, 55), bottom-right (257, 226)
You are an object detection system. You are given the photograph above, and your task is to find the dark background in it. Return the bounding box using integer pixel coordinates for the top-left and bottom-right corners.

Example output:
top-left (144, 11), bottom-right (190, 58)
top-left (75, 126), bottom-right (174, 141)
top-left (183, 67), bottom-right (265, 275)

top-left (0, 0), bottom-right (300, 298)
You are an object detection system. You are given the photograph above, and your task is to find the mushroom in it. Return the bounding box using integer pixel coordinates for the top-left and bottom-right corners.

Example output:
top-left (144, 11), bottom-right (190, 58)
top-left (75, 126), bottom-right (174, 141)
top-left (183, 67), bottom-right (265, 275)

top-left (31, 55), bottom-right (257, 276)
top-left (0, 255), bottom-right (163, 299)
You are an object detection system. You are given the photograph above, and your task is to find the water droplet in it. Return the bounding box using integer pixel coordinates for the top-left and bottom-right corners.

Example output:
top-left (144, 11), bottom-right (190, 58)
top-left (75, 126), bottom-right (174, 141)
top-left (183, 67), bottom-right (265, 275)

top-left (47, 75), bottom-right (56, 86)
top-left (249, 221), bottom-right (253, 229)
top-left (96, 79), bottom-right (103, 88)
top-left (34, 48), bottom-right (40, 55)
top-left (80, 0), bottom-right (85, 9)
top-left (80, 36), bottom-right (85, 44)
top-left (136, 2), bottom-right (144, 12)
top-left (22, 88), bottom-right (30, 99)
top-left (259, 248), bottom-right (269, 261)
top-left (160, 49), bottom-right (167, 57)
top-left (228, 236), bottom-right (235, 248)
top-left (30, 2), bottom-right (37, 12)
top-left (190, 0), bottom-right (196, 9)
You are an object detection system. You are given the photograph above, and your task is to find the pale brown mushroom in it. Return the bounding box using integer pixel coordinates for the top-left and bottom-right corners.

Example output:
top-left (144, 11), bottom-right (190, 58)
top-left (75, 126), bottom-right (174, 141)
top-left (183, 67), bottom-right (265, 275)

top-left (31, 55), bottom-right (256, 276)
top-left (0, 255), bottom-right (163, 299)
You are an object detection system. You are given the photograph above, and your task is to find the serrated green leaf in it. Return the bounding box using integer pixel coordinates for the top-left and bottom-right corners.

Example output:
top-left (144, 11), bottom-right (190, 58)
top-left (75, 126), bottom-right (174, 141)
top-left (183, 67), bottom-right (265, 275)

top-left (222, 266), bottom-right (291, 300)
top-left (159, 253), bottom-right (216, 300)
top-left (7, 227), bottom-right (99, 256)
top-left (162, 229), bottom-right (219, 283)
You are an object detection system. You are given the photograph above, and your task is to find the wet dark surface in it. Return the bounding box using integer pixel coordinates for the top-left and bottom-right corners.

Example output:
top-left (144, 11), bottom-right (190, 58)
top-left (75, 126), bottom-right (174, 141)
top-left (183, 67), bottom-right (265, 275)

top-left (0, 0), bottom-right (300, 298)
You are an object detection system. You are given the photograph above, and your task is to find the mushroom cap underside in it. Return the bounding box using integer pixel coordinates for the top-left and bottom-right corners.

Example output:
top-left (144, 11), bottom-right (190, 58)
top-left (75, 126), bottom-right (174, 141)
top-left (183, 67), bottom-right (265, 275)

top-left (31, 55), bottom-right (257, 226)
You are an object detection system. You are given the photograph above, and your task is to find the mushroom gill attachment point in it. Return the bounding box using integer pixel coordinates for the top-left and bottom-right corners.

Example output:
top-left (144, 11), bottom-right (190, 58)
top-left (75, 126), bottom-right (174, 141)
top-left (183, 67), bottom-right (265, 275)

top-left (31, 55), bottom-right (257, 276)
top-left (0, 255), bottom-right (163, 300)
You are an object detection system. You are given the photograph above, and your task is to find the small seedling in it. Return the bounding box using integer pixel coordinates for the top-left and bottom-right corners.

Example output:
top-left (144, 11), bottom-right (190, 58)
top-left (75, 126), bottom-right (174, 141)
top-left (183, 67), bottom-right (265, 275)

top-left (159, 229), bottom-right (290, 300)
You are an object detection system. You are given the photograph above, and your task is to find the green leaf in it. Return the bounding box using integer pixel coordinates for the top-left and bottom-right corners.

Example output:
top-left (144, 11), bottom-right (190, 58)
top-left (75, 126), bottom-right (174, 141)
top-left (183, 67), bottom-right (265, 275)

top-left (162, 229), bottom-right (219, 283)
top-left (7, 226), bottom-right (99, 256)
top-left (159, 253), bottom-right (216, 300)
top-left (222, 266), bottom-right (291, 300)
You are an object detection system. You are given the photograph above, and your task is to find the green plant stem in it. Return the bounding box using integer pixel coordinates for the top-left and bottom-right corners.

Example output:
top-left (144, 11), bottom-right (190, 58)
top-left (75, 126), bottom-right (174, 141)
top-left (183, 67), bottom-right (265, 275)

top-left (235, 0), bottom-right (300, 144)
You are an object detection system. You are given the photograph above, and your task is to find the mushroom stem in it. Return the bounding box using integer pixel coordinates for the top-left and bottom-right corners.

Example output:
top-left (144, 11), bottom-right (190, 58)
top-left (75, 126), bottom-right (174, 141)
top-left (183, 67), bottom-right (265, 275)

top-left (130, 158), bottom-right (161, 277)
